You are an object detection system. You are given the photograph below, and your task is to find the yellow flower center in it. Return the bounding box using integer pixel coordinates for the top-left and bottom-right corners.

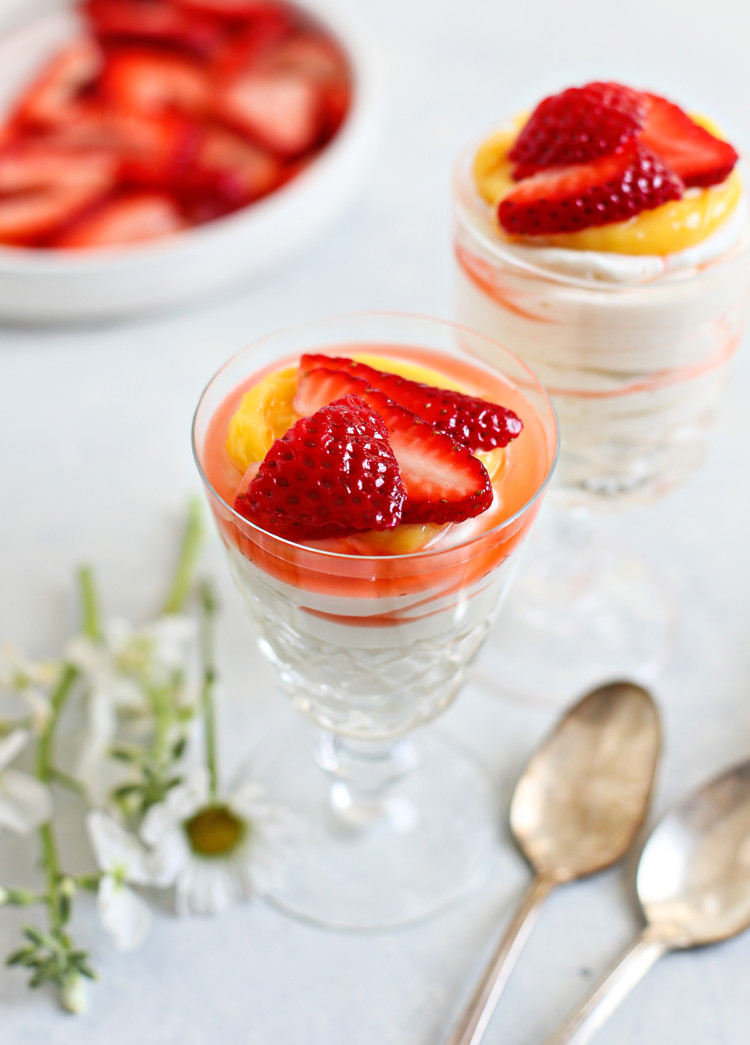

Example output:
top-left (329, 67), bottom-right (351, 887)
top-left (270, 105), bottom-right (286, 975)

top-left (184, 805), bottom-right (246, 858)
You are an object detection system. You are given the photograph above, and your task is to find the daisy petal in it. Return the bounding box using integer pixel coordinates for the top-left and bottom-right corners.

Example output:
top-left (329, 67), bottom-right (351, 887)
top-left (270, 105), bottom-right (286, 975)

top-left (227, 779), bottom-right (268, 819)
top-left (140, 770), bottom-right (209, 847)
top-left (0, 729), bottom-right (29, 770)
top-left (0, 770), bottom-right (52, 833)
top-left (87, 810), bottom-right (158, 884)
top-left (177, 860), bottom-right (234, 917)
top-left (98, 876), bottom-right (151, 951)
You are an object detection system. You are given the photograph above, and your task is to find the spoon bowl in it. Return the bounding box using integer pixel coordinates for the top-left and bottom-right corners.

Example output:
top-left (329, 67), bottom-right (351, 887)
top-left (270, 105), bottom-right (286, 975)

top-left (637, 759), bottom-right (750, 946)
top-left (512, 680), bottom-right (661, 881)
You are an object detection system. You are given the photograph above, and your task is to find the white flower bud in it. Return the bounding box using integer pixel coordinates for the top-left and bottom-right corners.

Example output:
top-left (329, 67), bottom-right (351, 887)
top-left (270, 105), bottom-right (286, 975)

top-left (60, 972), bottom-right (88, 1015)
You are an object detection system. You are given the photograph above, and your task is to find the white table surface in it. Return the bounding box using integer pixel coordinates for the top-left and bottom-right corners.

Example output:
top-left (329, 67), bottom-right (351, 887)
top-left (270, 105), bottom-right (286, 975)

top-left (2, 0), bottom-right (750, 1041)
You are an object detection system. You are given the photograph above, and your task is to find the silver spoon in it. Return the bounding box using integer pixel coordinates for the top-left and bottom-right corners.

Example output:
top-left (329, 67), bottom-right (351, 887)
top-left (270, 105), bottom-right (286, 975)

top-left (446, 681), bottom-right (660, 1045)
top-left (544, 757), bottom-right (750, 1044)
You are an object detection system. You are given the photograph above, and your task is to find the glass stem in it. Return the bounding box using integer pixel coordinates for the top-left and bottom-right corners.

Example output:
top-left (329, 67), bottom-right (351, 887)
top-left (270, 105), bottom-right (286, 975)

top-left (315, 732), bottom-right (420, 828)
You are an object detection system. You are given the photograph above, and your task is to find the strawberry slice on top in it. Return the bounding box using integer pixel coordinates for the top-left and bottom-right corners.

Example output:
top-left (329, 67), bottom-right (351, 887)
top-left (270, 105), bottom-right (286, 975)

top-left (639, 93), bottom-right (738, 188)
top-left (299, 354), bottom-right (523, 450)
top-left (499, 141), bottom-right (683, 236)
top-left (234, 394), bottom-right (406, 541)
top-left (509, 82), bottom-right (646, 180)
top-left (294, 368), bottom-right (493, 525)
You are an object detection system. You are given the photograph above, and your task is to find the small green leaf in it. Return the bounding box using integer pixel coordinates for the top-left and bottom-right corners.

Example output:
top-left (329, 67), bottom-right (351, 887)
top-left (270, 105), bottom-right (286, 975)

top-left (109, 747), bottom-right (139, 764)
top-left (23, 927), bottom-right (46, 947)
top-left (6, 946), bottom-right (36, 967)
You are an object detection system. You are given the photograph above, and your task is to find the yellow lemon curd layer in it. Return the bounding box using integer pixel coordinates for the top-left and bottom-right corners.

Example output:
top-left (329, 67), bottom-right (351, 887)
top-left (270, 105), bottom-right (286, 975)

top-left (225, 355), bottom-right (505, 555)
top-left (473, 116), bottom-right (741, 256)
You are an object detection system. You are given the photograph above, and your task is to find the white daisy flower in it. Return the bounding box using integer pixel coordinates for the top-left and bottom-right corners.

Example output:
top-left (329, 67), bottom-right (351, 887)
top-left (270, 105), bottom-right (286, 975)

top-left (86, 810), bottom-right (174, 951)
top-left (0, 730), bottom-right (53, 834)
top-left (140, 768), bottom-right (297, 916)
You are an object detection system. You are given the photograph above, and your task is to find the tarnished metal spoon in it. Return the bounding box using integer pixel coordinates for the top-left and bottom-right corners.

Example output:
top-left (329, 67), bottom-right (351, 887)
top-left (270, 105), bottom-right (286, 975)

top-left (544, 758), bottom-right (750, 1044)
top-left (445, 681), bottom-right (661, 1045)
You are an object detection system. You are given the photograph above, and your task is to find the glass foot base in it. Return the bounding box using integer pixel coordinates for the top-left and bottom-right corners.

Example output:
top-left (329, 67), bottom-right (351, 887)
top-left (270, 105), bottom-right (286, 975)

top-left (249, 721), bottom-right (497, 930)
top-left (471, 517), bottom-right (679, 705)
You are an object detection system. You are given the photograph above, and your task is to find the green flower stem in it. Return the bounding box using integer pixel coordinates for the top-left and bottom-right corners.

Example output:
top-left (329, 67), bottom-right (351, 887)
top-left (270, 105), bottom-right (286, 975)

top-left (77, 566), bottom-right (102, 643)
top-left (35, 664), bottom-right (78, 932)
top-left (150, 682), bottom-right (172, 767)
top-left (198, 582), bottom-right (218, 802)
top-left (163, 499), bottom-right (204, 615)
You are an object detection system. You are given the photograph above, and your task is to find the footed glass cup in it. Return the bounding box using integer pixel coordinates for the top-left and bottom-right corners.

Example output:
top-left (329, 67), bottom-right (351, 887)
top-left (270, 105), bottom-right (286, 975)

top-left (192, 313), bottom-right (558, 928)
top-left (454, 139), bottom-right (750, 700)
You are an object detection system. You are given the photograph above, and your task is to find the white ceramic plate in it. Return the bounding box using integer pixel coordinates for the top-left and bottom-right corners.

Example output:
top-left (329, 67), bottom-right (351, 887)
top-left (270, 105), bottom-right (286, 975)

top-left (0, 0), bottom-right (383, 322)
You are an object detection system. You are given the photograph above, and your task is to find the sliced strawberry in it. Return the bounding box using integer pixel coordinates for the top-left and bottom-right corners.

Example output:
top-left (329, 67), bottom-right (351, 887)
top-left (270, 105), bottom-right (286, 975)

top-left (216, 69), bottom-right (322, 156)
top-left (52, 191), bottom-right (186, 248)
top-left (236, 460), bottom-right (260, 499)
top-left (178, 125), bottom-right (280, 218)
top-left (168, 0), bottom-right (283, 15)
top-left (82, 0), bottom-right (225, 56)
top-left (299, 354), bottom-right (522, 450)
top-left (212, 8), bottom-right (298, 77)
top-left (234, 394), bottom-right (406, 541)
top-left (318, 78), bottom-right (350, 139)
top-left (45, 106), bottom-right (200, 188)
top-left (8, 38), bottom-right (102, 130)
top-left (295, 369), bottom-right (493, 525)
top-left (260, 33), bottom-right (351, 139)
top-left (99, 48), bottom-right (212, 116)
top-left (119, 112), bottom-right (200, 186)
top-left (499, 141), bottom-right (683, 236)
top-left (262, 33), bottom-right (349, 83)
top-left (0, 144), bottom-right (116, 246)
top-left (509, 82), bottom-right (645, 180)
top-left (639, 93), bottom-right (738, 188)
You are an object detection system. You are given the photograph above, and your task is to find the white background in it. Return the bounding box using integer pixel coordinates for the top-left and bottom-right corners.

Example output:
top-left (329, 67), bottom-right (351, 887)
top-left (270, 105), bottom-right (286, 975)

top-left (2, 0), bottom-right (750, 1042)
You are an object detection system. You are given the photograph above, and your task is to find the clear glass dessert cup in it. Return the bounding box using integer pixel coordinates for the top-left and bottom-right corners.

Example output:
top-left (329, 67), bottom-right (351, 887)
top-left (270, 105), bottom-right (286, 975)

top-left (192, 312), bottom-right (558, 928)
top-left (453, 138), bottom-right (750, 701)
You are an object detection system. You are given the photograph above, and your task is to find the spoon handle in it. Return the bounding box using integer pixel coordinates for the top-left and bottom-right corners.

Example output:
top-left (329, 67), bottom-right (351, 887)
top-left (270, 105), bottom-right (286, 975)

top-left (445, 872), bottom-right (557, 1045)
top-left (542, 924), bottom-right (671, 1045)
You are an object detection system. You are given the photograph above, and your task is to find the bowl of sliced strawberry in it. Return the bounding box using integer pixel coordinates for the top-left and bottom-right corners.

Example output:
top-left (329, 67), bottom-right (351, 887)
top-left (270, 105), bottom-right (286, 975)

top-left (0, 0), bottom-right (381, 321)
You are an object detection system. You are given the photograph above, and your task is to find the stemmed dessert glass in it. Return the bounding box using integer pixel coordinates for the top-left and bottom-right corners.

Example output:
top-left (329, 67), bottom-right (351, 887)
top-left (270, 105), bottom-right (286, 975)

top-left (192, 313), bottom-right (558, 929)
top-left (453, 137), bottom-right (750, 701)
